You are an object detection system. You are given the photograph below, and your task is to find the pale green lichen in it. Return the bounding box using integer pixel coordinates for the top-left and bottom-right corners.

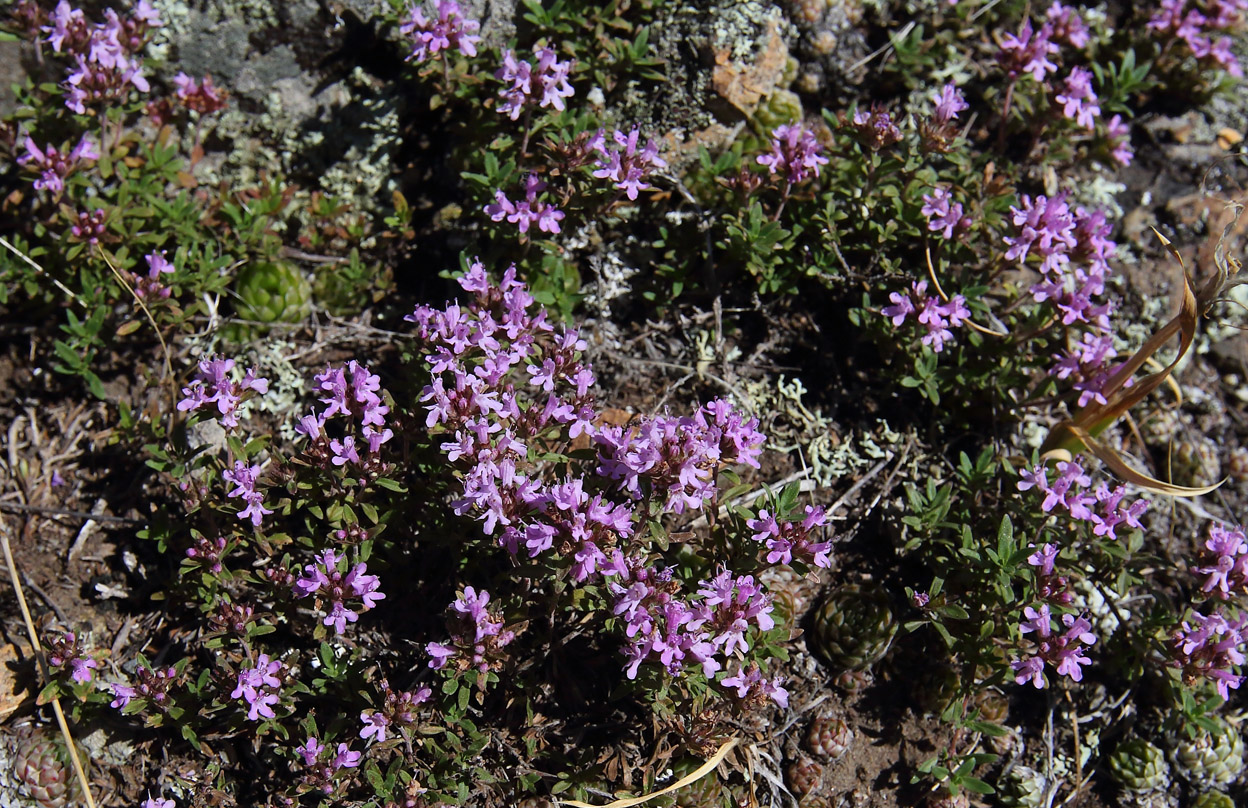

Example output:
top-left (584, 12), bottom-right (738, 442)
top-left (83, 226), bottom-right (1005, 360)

top-left (743, 375), bottom-right (909, 488)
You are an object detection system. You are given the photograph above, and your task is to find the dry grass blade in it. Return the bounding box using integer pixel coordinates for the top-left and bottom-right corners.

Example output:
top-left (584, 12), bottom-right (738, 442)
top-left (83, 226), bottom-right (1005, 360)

top-left (1038, 217), bottom-right (1244, 496)
top-left (558, 737), bottom-right (739, 808)
top-left (0, 517), bottom-right (97, 808)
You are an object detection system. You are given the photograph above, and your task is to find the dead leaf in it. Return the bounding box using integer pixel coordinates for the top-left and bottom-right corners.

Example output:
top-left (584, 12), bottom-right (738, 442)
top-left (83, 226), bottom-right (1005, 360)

top-left (1039, 216), bottom-right (1244, 496)
top-left (1216, 127), bottom-right (1243, 150)
top-left (0, 642), bottom-right (32, 722)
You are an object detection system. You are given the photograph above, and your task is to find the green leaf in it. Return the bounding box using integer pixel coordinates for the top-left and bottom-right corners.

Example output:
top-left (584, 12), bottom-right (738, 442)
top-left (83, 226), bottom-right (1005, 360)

top-left (958, 777), bottom-right (994, 795)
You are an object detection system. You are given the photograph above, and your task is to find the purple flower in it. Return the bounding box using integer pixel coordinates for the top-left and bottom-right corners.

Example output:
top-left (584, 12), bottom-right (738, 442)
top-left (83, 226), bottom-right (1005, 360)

top-left (17, 134), bottom-right (99, 194)
top-left (1196, 522), bottom-right (1248, 598)
top-left (1046, 2), bottom-right (1090, 48)
top-left (496, 47), bottom-right (574, 120)
top-left (1027, 543), bottom-right (1058, 576)
top-left (1104, 114), bottom-right (1133, 166)
top-left (222, 460), bottom-right (272, 527)
top-left (485, 174), bottom-right (565, 236)
top-left (1054, 67), bottom-right (1100, 129)
top-left (879, 280), bottom-right (971, 353)
top-left (1012, 655), bottom-right (1046, 688)
top-left (1171, 608), bottom-right (1247, 700)
top-left (232, 653), bottom-right (282, 721)
top-left (334, 743), bottom-right (361, 769)
top-left (756, 124), bottom-right (828, 185)
top-left (297, 736), bottom-right (324, 766)
top-left (360, 710), bottom-right (391, 742)
top-left (720, 664), bottom-right (788, 707)
top-left (110, 683), bottom-right (137, 708)
top-left (70, 657), bottom-right (98, 684)
top-left (590, 127), bottom-right (667, 200)
top-left (921, 186), bottom-right (968, 239)
top-left (426, 586), bottom-right (515, 672)
top-left (178, 356), bottom-right (268, 429)
top-left (293, 549), bottom-right (385, 633)
top-left (401, 0), bottom-right (481, 63)
top-left (998, 19), bottom-right (1059, 82)
top-left (142, 797), bottom-right (175, 808)
top-left (850, 107), bottom-right (902, 150)
top-left (932, 82), bottom-right (968, 124)
top-left (1012, 608), bottom-right (1096, 688)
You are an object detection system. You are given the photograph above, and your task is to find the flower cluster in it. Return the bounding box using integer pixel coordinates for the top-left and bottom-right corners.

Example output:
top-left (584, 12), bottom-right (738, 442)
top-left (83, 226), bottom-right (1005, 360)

top-left (880, 280), bottom-right (970, 353)
top-left (746, 505), bottom-right (832, 568)
top-left (593, 401), bottom-right (765, 516)
top-left (756, 123), bottom-right (829, 187)
top-left (590, 127), bottom-right (667, 201)
top-left (608, 560), bottom-right (782, 699)
top-left (1005, 194), bottom-right (1116, 329)
top-left (1026, 542), bottom-right (1072, 604)
top-left (496, 47), bottom-right (575, 121)
top-left (721, 663), bottom-right (789, 707)
top-left (132, 250), bottom-right (175, 300)
top-left (920, 82), bottom-right (968, 152)
top-left (293, 548), bottom-right (386, 634)
top-left (359, 679), bottom-right (432, 743)
top-left (110, 663), bottom-right (177, 711)
top-left (42, 0), bottom-right (161, 113)
top-left (185, 534), bottom-right (228, 574)
top-left (1054, 66), bottom-right (1099, 129)
top-left (1104, 115), bottom-right (1133, 167)
top-left (296, 361), bottom-right (394, 470)
top-left (921, 186), bottom-right (970, 239)
top-left (1148, 0), bottom-right (1246, 78)
top-left (607, 564), bottom-right (787, 705)
top-left (1194, 522), bottom-right (1248, 599)
top-left (1170, 609), bottom-right (1247, 699)
top-left (177, 356), bottom-right (269, 429)
top-left (17, 135), bottom-right (99, 195)
top-left (485, 174), bottom-right (565, 236)
top-left (400, 0), bottom-right (481, 63)
top-left (295, 737), bottom-right (362, 796)
top-left (1050, 331), bottom-right (1125, 407)
top-left (849, 107), bottom-right (902, 151)
top-left (997, 19), bottom-right (1059, 82)
top-left (410, 263), bottom-right (627, 578)
top-left (171, 72), bottom-right (228, 114)
top-left (222, 460), bottom-right (272, 528)
top-left (1011, 604), bottom-right (1096, 687)
top-left (1045, 2), bottom-right (1091, 49)
top-left (69, 207), bottom-right (107, 244)
top-left (409, 265), bottom-right (791, 695)
top-left (1018, 458), bottom-right (1149, 540)
top-left (232, 653), bottom-right (283, 721)
top-left (46, 630), bottom-right (97, 684)
top-left (426, 586), bottom-right (516, 672)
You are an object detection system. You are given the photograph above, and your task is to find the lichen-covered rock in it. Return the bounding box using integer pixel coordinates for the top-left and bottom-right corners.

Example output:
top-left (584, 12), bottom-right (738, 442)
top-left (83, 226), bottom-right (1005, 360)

top-left (645, 0), bottom-right (796, 172)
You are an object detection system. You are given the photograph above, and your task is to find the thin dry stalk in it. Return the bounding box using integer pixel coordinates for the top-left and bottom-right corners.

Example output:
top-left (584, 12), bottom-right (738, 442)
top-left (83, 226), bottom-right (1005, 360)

top-left (0, 516), bottom-right (98, 808)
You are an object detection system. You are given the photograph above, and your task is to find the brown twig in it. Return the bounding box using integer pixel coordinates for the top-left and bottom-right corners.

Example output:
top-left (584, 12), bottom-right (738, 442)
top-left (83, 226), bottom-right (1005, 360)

top-left (0, 501), bottom-right (141, 525)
